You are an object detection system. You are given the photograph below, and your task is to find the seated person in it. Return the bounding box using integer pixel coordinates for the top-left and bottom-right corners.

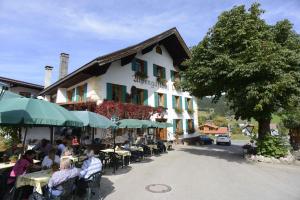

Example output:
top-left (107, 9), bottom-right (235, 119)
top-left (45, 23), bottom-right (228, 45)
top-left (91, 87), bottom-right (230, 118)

top-left (76, 149), bottom-right (102, 196)
top-left (7, 150), bottom-right (40, 185)
top-left (80, 148), bottom-right (102, 179)
top-left (42, 149), bottom-right (60, 169)
top-left (61, 146), bottom-right (73, 157)
top-left (48, 158), bottom-right (80, 197)
top-left (56, 140), bottom-right (66, 156)
top-left (122, 140), bottom-right (130, 150)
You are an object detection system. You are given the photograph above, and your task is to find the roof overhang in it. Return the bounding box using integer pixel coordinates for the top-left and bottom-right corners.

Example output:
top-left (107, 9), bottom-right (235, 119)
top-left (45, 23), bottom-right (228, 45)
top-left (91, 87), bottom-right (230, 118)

top-left (40, 27), bottom-right (190, 96)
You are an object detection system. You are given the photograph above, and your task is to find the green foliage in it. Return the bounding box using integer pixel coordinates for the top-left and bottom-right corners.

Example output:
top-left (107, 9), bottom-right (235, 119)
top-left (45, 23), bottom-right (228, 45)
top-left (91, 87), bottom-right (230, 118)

top-left (212, 115), bottom-right (228, 127)
top-left (281, 106), bottom-right (300, 129)
top-left (175, 107), bottom-right (183, 114)
top-left (173, 79), bottom-right (182, 90)
top-left (181, 3), bottom-right (300, 138)
top-left (256, 135), bottom-right (289, 158)
top-left (198, 96), bottom-right (233, 116)
top-left (198, 115), bottom-right (207, 125)
top-left (0, 126), bottom-right (20, 151)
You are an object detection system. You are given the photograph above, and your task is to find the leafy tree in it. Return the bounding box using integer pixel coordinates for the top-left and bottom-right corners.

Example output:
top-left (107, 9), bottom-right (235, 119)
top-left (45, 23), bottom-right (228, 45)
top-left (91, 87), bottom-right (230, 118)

top-left (181, 3), bottom-right (300, 141)
top-left (212, 115), bottom-right (228, 127)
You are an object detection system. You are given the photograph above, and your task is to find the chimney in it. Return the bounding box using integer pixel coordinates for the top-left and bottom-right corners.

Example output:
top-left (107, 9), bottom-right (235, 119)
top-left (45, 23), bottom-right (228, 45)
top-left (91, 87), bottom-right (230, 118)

top-left (59, 53), bottom-right (69, 79)
top-left (44, 66), bottom-right (53, 88)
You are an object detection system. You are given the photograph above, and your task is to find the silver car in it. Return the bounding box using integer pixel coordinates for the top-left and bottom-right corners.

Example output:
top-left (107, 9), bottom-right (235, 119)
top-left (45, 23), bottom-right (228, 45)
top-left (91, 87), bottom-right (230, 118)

top-left (216, 135), bottom-right (231, 145)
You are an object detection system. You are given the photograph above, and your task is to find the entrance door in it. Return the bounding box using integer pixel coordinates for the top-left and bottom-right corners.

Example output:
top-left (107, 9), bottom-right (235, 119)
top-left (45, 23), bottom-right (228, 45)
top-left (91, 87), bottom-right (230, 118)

top-left (157, 128), bottom-right (167, 141)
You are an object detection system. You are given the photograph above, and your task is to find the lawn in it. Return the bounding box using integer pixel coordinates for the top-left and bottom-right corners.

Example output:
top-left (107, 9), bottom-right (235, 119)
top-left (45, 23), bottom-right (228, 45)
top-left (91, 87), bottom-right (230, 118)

top-left (230, 134), bottom-right (250, 140)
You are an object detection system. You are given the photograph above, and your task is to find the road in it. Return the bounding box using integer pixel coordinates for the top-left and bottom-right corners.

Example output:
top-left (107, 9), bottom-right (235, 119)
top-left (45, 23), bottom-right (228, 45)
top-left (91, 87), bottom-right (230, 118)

top-left (100, 141), bottom-right (300, 200)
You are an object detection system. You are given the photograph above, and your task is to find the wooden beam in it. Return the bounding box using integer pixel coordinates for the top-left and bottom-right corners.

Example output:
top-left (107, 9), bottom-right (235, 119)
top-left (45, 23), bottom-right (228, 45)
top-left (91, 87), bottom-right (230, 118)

top-left (121, 54), bottom-right (136, 66)
top-left (141, 44), bottom-right (156, 55)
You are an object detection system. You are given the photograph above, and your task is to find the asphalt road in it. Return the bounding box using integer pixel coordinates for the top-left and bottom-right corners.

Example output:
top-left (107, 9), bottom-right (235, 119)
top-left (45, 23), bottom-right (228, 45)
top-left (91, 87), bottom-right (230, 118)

top-left (100, 141), bottom-right (300, 200)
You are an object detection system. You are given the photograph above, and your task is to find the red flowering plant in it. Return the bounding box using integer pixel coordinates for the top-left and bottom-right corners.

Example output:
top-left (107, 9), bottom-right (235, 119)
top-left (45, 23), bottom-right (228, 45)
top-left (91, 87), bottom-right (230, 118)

top-left (95, 100), bottom-right (165, 120)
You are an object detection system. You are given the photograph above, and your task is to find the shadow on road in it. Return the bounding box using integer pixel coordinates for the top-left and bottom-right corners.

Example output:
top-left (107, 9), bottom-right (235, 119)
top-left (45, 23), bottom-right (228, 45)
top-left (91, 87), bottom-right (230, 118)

top-left (101, 177), bottom-right (115, 199)
top-left (179, 144), bottom-right (246, 163)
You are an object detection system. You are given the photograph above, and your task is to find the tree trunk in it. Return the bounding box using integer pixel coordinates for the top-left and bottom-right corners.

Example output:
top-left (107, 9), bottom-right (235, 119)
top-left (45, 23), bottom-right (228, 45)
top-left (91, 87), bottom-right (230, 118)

top-left (257, 118), bottom-right (271, 140)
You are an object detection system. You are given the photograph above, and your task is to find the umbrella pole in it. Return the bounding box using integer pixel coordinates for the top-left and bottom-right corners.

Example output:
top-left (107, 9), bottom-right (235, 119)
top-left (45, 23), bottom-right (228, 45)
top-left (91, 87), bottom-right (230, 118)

top-left (22, 127), bottom-right (28, 153)
top-left (113, 127), bottom-right (116, 174)
top-left (50, 127), bottom-right (54, 144)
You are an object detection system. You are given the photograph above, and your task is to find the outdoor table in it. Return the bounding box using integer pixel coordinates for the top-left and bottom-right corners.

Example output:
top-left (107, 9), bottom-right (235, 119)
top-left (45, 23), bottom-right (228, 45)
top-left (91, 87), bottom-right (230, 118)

top-left (61, 155), bottom-right (79, 162)
top-left (129, 146), bottom-right (144, 152)
top-left (16, 169), bottom-right (52, 194)
top-left (146, 144), bottom-right (158, 155)
top-left (0, 159), bottom-right (40, 170)
top-left (101, 149), bottom-right (131, 166)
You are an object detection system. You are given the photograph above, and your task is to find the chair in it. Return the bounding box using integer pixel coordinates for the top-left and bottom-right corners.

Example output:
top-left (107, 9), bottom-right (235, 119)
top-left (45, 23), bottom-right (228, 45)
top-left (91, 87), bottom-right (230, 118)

top-left (108, 152), bottom-right (123, 170)
top-left (46, 176), bottom-right (77, 200)
top-left (85, 171), bottom-right (102, 200)
top-left (99, 151), bottom-right (110, 168)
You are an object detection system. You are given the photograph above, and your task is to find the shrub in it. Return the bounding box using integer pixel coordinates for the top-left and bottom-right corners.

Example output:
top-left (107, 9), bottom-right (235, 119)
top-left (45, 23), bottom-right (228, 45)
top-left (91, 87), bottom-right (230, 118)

top-left (256, 135), bottom-right (289, 158)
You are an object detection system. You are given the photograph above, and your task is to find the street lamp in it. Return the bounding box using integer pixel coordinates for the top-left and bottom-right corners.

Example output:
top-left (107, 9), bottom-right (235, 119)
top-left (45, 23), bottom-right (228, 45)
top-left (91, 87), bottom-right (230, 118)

top-left (0, 82), bottom-right (8, 100)
top-left (111, 114), bottom-right (119, 174)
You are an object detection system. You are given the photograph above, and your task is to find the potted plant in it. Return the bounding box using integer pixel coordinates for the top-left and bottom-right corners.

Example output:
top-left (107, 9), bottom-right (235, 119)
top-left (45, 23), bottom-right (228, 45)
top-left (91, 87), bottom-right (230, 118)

top-left (157, 77), bottom-right (167, 86)
top-left (135, 71), bottom-right (148, 80)
top-left (173, 79), bottom-right (181, 90)
top-left (9, 155), bottom-right (18, 163)
top-left (175, 107), bottom-right (183, 114)
top-left (188, 128), bottom-right (195, 134)
top-left (187, 108), bottom-right (194, 114)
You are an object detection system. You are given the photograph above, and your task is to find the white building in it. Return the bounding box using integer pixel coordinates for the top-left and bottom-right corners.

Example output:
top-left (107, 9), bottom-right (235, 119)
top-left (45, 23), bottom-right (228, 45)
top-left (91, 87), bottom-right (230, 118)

top-left (40, 28), bottom-right (199, 141)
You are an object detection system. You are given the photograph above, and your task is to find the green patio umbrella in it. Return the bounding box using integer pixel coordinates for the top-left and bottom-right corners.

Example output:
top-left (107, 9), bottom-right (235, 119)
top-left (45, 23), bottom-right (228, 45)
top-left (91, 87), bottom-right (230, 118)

top-left (0, 97), bottom-right (83, 127)
top-left (140, 120), bottom-right (156, 128)
top-left (118, 119), bottom-right (144, 128)
top-left (159, 122), bottom-right (173, 128)
top-left (71, 111), bottom-right (116, 128)
top-left (1, 91), bottom-right (22, 100)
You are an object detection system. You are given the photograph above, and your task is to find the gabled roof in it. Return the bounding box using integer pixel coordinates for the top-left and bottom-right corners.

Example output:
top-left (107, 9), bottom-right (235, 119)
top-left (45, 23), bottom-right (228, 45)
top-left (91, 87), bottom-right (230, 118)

top-left (40, 27), bottom-right (190, 95)
top-left (0, 76), bottom-right (44, 90)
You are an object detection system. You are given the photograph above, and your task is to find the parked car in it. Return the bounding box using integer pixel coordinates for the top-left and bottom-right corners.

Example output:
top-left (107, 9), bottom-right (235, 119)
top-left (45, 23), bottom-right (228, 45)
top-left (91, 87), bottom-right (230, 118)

top-left (199, 135), bottom-right (214, 145)
top-left (216, 135), bottom-right (231, 145)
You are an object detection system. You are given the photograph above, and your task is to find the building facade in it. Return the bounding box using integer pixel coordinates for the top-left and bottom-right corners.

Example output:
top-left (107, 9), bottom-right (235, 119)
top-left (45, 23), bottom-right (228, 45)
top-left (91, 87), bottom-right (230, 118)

top-left (0, 76), bottom-right (44, 97)
top-left (40, 28), bottom-right (199, 140)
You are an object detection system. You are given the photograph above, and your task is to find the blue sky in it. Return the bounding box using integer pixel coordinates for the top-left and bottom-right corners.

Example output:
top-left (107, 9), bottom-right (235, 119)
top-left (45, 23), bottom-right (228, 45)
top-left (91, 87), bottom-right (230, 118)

top-left (0, 0), bottom-right (299, 86)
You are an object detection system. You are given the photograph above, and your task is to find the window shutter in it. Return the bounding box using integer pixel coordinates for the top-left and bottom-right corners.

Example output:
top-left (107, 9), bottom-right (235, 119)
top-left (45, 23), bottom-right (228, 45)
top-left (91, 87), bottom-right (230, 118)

top-left (144, 61), bottom-right (148, 76)
top-left (143, 89), bottom-right (148, 105)
top-left (191, 98), bottom-right (194, 109)
top-left (186, 119), bottom-right (189, 132)
top-left (180, 120), bottom-right (183, 131)
top-left (131, 58), bottom-right (137, 71)
top-left (163, 94), bottom-right (167, 108)
top-left (75, 87), bottom-right (79, 102)
top-left (106, 83), bottom-right (112, 100)
top-left (179, 96), bottom-right (183, 109)
top-left (154, 92), bottom-right (159, 107)
top-left (172, 95), bottom-right (176, 109)
top-left (185, 98), bottom-right (188, 110)
top-left (153, 64), bottom-right (158, 76)
top-left (71, 88), bottom-right (76, 102)
top-left (173, 119), bottom-right (176, 133)
top-left (171, 70), bottom-right (175, 81)
top-left (162, 68), bottom-right (166, 79)
top-left (83, 84), bottom-right (88, 101)
top-left (121, 85), bottom-right (127, 103)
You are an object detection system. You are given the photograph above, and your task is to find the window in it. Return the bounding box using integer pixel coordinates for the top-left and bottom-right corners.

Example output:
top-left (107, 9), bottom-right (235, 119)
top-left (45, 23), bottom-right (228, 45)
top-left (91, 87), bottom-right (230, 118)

top-left (155, 46), bottom-right (162, 54)
top-left (153, 64), bottom-right (166, 79)
top-left (173, 119), bottom-right (183, 135)
top-left (185, 98), bottom-right (193, 113)
top-left (19, 92), bottom-right (31, 98)
top-left (170, 70), bottom-right (180, 82)
top-left (172, 95), bottom-right (182, 112)
top-left (67, 84), bottom-right (87, 102)
top-left (132, 88), bottom-right (148, 105)
top-left (154, 92), bottom-right (167, 108)
top-left (186, 119), bottom-right (195, 134)
top-left (107, 83), bottom-right (126, 103)
top-left (132, 58), bottom-right (148, 76)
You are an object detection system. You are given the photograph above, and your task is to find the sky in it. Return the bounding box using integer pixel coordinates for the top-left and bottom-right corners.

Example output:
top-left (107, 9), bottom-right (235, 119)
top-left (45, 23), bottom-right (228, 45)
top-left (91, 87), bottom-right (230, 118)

top-left (0, 0), bottom-right (299, 86)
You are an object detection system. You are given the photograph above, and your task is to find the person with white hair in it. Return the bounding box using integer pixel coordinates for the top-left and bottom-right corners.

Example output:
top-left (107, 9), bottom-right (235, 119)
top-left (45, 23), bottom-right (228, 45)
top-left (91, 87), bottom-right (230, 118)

top-left (48, 158), bottom-right (80, 196)
top-left (80, 148), bottom-right (102, 179)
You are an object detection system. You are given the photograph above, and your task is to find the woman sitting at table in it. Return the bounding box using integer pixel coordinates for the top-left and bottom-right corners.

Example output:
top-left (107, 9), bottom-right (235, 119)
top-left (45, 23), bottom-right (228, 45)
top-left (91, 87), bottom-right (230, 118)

top-left (42, 149), bottom-right (60, 169)
top-left (7, 150), bottom-right (40, 185)
top-left (61, 146), bottom-right (73, 157)
top-left (48, 158), bottom-right (80, 197)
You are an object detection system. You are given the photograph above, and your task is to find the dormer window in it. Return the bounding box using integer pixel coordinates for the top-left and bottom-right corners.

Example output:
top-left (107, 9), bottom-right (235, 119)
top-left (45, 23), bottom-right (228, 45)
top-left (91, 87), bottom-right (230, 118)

top-left (155, 46), bottom-right (162, 55)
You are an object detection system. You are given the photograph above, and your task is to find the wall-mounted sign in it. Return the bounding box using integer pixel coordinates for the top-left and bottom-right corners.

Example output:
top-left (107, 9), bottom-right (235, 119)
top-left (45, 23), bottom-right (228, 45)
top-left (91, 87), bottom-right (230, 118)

top-left (133, 76), bottom-right (167, 89)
